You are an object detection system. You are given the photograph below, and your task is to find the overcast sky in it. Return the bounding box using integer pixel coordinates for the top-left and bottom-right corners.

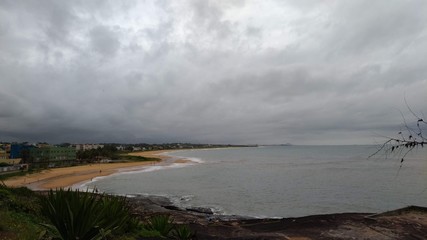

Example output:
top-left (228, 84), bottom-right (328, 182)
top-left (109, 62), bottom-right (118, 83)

top-left (0, 0), bottom-right (426, 145)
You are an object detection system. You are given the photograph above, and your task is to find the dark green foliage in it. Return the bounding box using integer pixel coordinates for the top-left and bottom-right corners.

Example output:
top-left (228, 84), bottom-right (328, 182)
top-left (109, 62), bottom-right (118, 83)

top-left (0, 183), bottom-right (49, 240)
top-left (170, 225), bottom-right (196, 240)
top-left (142, 215), bottom-right (175, 237)
top-left (76, 144), bottom-right (159, 162)
top-left (0, 170), bottom-right (29, 181)
top-left (40, 188), bottom-right (138, 240)
top-left (0, 210), bottom-right (50, 240)
top-left (0, 183), bottom-right (196, 240)
top-left (0, 183), bottom-right (41, 214)
top-left (120, 155), bottom-right (159, 162)
top-left (139, 215), bottom-right (196, 240)
top-left (0, 162), bottom-right (12, 167)
top-left (77, 145), bottom-right (118, 161)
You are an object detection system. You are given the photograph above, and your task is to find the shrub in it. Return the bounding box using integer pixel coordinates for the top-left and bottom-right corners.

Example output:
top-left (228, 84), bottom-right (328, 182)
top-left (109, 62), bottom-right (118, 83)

top-left (40, 188), bottom-right (138, 240)
top-left (142, 215), bottom-right (175, 237)
top-left (170, 225), bottom-right (196, 240)
top-left (0, 183), bottom-right (49, 239)
top-left (139, 215), bottom-right (196, 240)
top-left (0, 183), bottom-right (41, 214)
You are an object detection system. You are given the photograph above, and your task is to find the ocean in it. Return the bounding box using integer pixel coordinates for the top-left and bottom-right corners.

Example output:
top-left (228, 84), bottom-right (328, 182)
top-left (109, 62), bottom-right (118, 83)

top-left (79, 145), bottom-right (427, 218)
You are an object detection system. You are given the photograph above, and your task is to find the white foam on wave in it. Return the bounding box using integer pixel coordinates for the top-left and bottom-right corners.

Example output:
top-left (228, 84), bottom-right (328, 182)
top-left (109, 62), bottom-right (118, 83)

top-left (157, 149), bottom-right (206, 164)
top-left (184, 157), bottom-right (205, 163)
top-left (71, 174), bottom-right (110, 191)
top-left (71, 150), bottom-right (209, 195)
top-left (118, 162), bottom-right (192, 175)
top-left (72, 156), bottom-right (203, 191)
top-left (132, 193), bottom-right (226, 216)
top-left (169, 154), bottom-right (205, 164)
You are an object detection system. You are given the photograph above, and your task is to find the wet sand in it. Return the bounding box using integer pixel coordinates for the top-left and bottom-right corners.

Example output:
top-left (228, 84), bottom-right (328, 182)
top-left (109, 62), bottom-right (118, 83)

top-left (3, 150), bottom-right (172, 190)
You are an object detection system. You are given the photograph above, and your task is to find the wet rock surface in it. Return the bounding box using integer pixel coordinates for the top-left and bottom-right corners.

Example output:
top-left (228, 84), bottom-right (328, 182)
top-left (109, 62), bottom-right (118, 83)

top-left (128, 196), bottom-right (427, 239)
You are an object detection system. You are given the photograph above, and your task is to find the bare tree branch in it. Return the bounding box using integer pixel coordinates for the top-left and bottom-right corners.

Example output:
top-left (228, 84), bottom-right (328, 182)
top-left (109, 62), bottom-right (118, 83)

top-left (370, 103), bottom-right (426, 163)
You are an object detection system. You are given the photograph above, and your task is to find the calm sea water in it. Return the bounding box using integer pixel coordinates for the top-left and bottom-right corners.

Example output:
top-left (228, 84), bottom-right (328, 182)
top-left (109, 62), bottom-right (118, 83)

top-left (80, 145), bottom-right (427, 218)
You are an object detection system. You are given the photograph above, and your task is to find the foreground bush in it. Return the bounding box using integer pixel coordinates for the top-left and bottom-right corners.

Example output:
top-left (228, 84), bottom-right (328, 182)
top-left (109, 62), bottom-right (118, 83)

top-left (139, 215), bottom-right (196, 239)
top-left (1, 184), bottom-right (196, 240)
top-left (0, 183), bottom-right (48, 240)
top-left (40, 188), bottom-right (139, 240)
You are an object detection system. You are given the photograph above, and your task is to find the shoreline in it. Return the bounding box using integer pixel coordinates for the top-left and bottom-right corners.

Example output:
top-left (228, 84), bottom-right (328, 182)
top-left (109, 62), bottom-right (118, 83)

top-left (3, 148), bottom-right (427, 238)
top-left (126, 194), bottom-right (427, 239)
top-left (2, 150), bottom-right (180, 190)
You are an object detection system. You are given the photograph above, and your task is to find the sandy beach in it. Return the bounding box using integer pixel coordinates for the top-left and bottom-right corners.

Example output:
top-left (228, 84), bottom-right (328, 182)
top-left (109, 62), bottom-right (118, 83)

top-left (3, 150), bottom-right (173, 190)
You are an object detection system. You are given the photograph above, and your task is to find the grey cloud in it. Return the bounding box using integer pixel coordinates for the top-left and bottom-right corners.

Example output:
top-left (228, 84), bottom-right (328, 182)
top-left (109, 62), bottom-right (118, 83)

top-left (326, 0), bottom-right (427, 55)
top-left (0, 1), bottom-right (426, 144)
top-left (89, 25), bottom-right (121, 57)
top-left (246, 26), bottom-right (262, 37)
top-left (190, 0), bottom-right (232, 39)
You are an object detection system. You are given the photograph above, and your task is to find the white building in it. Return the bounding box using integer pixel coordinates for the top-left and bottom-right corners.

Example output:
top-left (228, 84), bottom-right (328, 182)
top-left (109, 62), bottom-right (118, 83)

top-left (74, 144), bottom-right (104, 151)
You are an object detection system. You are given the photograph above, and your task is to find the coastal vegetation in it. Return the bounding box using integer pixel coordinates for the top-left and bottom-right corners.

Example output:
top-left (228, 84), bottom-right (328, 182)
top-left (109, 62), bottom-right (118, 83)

top-left (0, 183), bottom-right (47, 239)
top-left (40, 188), bottom-right (139, 240)
top-left (0, 168), bottom-right (38, 182)
top-left (76, 145), bottom-right (120, 161)
top-left (139, 215), bottom-right (195, 239)
top-left (0, 183), bottom-right (196, 239)
top-left (76, 145), bottom-right (158, 162)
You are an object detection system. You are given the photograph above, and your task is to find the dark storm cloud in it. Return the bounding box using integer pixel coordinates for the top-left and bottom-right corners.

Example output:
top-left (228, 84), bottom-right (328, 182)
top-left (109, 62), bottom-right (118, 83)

top-left (0, 0), bottom-right (426, 144)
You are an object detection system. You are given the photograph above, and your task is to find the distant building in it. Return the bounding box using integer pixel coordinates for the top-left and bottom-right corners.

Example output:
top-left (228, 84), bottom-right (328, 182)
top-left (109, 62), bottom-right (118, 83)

top-left (25, 146), bottom-right (77, 168)
top-left (116, 146), bottom-right (125, 151)
top-left (0, 149), bottom-right (8, 160)
top-left (74, 144), bottom-right (104, 151)
top-left (10, 144), bottom-right (35, 159)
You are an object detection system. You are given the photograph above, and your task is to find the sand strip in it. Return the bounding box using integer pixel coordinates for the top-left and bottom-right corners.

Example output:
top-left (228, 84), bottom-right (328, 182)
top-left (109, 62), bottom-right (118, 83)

top-left (3, 150), bottom-right (174, 190)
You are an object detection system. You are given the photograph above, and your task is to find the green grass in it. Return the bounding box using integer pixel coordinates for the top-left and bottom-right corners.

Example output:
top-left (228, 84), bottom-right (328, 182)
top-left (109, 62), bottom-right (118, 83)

top-left (0, 171), bottom-right (28, 181)
top-left (0, 183), bottom-right (49, 240)
top-left (0, 210), bottom-right (49, 240)
top-left (0, 168), bottom-right (41, 181)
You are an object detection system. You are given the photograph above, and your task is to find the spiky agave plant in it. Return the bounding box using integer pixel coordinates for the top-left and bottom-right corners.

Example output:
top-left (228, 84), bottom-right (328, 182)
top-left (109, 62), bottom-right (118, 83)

top-left (40, 188), bottom-right (135, 240)
top-left (145, 215), bottom-right (175, 237)
top-left (170, 225), bottom-right (196, 240)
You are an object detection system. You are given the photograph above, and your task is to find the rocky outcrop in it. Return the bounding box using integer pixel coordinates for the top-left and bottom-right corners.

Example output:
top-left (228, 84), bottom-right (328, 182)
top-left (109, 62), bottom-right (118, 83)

top-left (127, 196), bottom-right (427, 239)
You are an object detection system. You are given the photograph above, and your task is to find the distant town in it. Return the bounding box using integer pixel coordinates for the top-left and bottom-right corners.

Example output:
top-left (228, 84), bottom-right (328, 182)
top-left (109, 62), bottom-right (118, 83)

top-left (0, 142), bottom-right (256, 174)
